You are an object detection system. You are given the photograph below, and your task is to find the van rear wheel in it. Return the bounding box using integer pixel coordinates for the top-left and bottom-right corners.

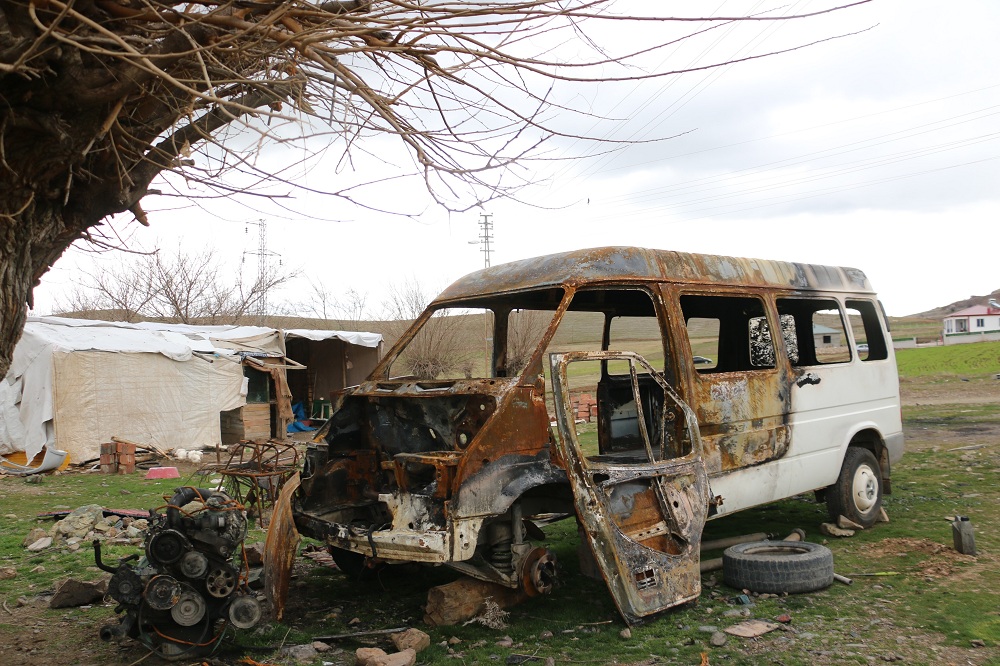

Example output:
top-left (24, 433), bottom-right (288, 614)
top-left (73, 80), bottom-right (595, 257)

top-left (827, 447), bottom-right (882, 528)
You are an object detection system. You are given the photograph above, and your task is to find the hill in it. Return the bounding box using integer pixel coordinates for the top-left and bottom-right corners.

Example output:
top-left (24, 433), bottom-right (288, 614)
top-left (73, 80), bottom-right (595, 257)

top-left (910, 287), bottom-right (1000, 318)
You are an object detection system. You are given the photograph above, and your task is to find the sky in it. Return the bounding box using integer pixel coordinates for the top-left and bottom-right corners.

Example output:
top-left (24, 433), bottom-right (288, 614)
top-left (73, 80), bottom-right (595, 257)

top-left (32, 0), bottom-right (1000, 319)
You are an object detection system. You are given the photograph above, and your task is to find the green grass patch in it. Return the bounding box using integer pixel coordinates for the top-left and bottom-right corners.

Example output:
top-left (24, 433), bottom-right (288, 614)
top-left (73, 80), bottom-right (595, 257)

top-left (895, 341), bottom-right (1000, 379)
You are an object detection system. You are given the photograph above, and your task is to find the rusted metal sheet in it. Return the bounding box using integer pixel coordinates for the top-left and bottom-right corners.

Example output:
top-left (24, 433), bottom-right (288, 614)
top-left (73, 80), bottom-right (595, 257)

top-left (435, 247), bottom-right (874, 304)
top-left (264, 471), bottom-right (301, 622)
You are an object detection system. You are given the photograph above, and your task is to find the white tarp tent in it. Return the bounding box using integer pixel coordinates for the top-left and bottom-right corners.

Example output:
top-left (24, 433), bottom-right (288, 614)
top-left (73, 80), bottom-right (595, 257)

top-left (0, 317), bottom-right (249, 463)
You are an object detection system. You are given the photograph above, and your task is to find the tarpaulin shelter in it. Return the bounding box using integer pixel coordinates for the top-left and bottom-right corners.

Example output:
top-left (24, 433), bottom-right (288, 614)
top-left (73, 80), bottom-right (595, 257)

top-left (0, 317), bottom-right (248, 464)
top-left (0, 317), bottom-right (384, 464)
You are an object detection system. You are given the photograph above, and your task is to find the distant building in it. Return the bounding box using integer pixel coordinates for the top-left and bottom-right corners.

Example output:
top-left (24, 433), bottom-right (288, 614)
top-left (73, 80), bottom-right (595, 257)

top-left (813, 324), bottom-right (842, 348)
top-left (942, 305), bottom-right (1000, 345)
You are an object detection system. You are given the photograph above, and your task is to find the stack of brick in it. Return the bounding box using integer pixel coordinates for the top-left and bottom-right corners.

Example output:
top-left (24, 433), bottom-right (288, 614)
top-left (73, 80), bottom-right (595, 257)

top-left (100, 441), bottom-right (136, 474)
top-left (572, 393), bottom-right (595, 423)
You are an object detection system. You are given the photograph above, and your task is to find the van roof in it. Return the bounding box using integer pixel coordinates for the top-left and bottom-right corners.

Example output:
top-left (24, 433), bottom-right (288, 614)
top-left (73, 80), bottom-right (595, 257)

top-left (436, 246), bottom-right (874, 303)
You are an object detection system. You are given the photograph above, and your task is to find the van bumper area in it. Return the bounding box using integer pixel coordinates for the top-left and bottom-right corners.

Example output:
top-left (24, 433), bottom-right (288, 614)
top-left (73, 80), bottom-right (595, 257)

top-left (884, 431), bottom-right (905, 465)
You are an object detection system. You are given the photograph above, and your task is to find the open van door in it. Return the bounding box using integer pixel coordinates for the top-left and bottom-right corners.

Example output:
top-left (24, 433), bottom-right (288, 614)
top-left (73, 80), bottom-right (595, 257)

top-left (550, 351), bottom-right (711, 625)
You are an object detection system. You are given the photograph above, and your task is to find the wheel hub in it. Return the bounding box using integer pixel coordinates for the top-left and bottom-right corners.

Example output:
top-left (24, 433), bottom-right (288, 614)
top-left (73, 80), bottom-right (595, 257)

top-left (852, 464), bottom-right (878, 512)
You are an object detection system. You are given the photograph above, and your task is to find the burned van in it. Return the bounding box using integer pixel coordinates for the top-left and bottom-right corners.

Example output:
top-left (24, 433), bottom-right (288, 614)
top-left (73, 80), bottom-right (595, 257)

top-left (282, 247), bottom-right (904, 623)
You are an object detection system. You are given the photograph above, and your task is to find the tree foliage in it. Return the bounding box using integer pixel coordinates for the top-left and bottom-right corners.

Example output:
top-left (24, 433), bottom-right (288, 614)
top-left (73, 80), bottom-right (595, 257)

top-left (0, 0), bottom-right (869, 376)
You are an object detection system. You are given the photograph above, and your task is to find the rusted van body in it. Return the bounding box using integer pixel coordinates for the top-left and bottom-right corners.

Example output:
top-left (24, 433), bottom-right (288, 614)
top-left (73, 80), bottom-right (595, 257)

top-left (289, 247), bottom-right (904, 623)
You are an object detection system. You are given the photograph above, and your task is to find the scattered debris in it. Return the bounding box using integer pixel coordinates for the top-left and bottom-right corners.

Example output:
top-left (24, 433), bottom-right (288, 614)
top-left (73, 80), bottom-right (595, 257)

top-left (833, 573), bottom-right (853, 585)
top-left (724, 619), bottom-right (780, 638)
top-left (49, 576), bottom-right (109, 608)
top-left (144, 466), bottom-right (179, 479)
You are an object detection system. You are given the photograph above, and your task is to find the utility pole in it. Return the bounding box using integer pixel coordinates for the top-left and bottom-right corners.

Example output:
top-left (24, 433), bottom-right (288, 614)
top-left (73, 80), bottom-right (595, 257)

top-left (471, 213), bottom-right (494, 373)
top-left (475, 213), bottom-right (494, 269)
top-left (244, 220), bottom-right (280, 324)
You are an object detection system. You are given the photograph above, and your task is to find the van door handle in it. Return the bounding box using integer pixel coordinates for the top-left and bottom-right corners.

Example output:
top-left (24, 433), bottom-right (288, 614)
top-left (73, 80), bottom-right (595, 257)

top-left (796, 372), bottom-right (821, 387)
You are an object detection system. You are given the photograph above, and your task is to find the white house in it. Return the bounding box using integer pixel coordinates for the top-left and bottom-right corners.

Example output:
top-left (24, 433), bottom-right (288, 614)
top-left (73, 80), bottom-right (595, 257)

top-left (942, 305), bottom-right (1000, 345)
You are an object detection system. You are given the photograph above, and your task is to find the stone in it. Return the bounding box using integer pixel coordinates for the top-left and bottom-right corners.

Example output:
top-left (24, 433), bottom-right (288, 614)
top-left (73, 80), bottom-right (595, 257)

top-left (877, 508), bottom-right (890, 523)
top-left (619, 628), bottom-right (631, 639)
top-left (49, 577), bottom-right (109, 609)
top-left (538, 630), bottom-right (553, 639)
top-left (52, 505), bottom-right (105, 540)
top-left (820, 522), bottom-right (855, 538)
top-left (391, 628), bottom-right (431, 653)
top-left (495, 636), bottom-right (514, 648)
top-left (710, 632), bottom-right (727, 647)
top-left (243, 541), bottom-right (265, 567)
top-left (27, 537), bottom-right (52, 552)
top-left (357, 647), bottom-right (388, 665)
top-left (126, 526), bottom-right (145, 539)
top-left (776, 614), bottom-right (792, 624)
top-left (380, 649), bottom-right (416, 666)
top-left (448, 636), bottom-right (463, 645)
top-left (698, 625), bottom-right (718, 633)
top-left (0, 567), bottom-right (16, 580)
top-left (4, 513), bottom-right (17, 519)
top-left (837, 515), bottom-right (865, 531)
top-left (312, 641), bottom-right (332, 653)
top-left (970, 639), bottom-right (986, 648)
top-left (23, 527), bottom-right (47, 547)
top-left (282, 644), bottom-right (318, 663)
top-left (30, 565), bottom-right (44, 574)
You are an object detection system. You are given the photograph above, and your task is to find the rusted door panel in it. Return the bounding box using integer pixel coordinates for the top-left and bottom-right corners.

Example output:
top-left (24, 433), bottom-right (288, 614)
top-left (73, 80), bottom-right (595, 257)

top-left (550, 351), bottom-right (710, 625)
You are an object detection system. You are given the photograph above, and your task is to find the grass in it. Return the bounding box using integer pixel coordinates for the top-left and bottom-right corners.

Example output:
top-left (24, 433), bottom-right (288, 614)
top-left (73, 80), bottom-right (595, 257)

top-left (895, 341), bottom-right (1000, 378)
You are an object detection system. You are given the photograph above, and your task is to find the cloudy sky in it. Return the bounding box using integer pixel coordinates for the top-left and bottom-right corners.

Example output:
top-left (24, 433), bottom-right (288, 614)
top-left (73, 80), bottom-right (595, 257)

top-left (33, 0), bottom-right (1000, 318)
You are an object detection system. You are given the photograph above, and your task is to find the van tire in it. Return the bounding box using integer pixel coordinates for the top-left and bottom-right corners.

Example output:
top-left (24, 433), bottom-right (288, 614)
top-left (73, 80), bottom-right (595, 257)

top-left (827, 447), bottom-right (883, 528)
top-left (722, 541), bottom-right (834, 594)
top-left (328, 547), bottom-right (379, 580)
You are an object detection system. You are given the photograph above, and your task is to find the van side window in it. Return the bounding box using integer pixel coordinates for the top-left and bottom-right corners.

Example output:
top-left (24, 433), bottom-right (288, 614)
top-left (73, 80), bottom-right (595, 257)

top-left (845, 299), bottom-right (889, 361)
top-left (680, 295), bottom-right (775, 372)
top-left (775, 298), bottom-right (851, 365)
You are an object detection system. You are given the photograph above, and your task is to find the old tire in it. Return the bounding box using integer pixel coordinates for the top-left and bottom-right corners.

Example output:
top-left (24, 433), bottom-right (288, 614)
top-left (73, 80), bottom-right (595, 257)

top-left (722, 541), bottom-right (834, 594)
top-left (826, 447), bottom-right (883, 528)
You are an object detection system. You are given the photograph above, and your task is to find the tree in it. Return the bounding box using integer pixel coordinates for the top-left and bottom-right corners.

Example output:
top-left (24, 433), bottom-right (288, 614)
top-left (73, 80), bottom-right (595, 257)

top-left (381, 278), bottom-right (471, 379)
top-left (0, 0), bottom-right (870, 377)
top-left (57, 246), bottom-right (295, 323)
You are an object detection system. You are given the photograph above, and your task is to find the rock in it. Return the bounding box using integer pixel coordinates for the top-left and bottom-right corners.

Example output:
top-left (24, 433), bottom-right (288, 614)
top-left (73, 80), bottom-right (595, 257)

top-left (282, 644), bottom-right (318, 663)
top-left (538, 630), bottom-right (553, 639)
top-left (837, 515), bottom-right (865, 531)
top-left (495, 636), bottom-right (514, 648)
top-left (30, 565), bottom-right (44, 574)
top-left (27, 537), bottom-right (52, 552)
top-left (49, 577), bottom-right (109, 609)
top-left (971, 639), bottom-right (986, 648)
top-left (0, 567), bottom-right (16, 580)
top-left (877, 507), bottom-right (890, 523)
top-left (381, 649), bottom-right (416, 666)
top-left (710, 632), bottom-right (727, 647)
top-left (356, 647), bottom-right (386, 665)
top-left (23, 527), bottom-right (47, 547)
top-left (820, 522), bottom-right (855, 538)
top-left (619, 628), bottom-right (631, 639)
top-left (358, 647), bottom-right (414, 666)
top-left (4, 513), bottom-right (17, 519)
top-left (544, 659), bottom-right (555, 666)
top-left (775, 614), bottom-right (792, 624)
top-left (448, 636), bottom-right (463, 645)
top-left (243, 541), bottom-right (265, 567)
top-left (126, 526), bottom-right (144, 539)
top-left (698, 625), bottom-right (718, 633)
top-left (391, 628), bottom-right (431, 653)
top-left (24, 474), bottom-right (42, 484)
top-left (52, 504), bottom-right (105, 540)
top-left (312, 641), bottom-right (332, 653)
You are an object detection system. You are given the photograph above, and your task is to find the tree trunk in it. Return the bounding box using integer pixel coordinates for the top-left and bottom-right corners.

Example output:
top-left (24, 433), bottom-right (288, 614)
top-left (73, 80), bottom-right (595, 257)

top-left (0, 199), bottom-right (85, 378)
